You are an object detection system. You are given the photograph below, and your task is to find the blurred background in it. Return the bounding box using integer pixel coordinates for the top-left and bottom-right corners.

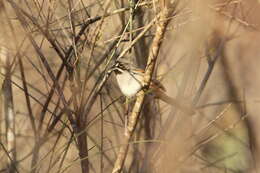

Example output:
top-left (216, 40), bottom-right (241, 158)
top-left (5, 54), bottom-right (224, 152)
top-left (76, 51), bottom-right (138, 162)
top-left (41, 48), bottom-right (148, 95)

top-left (0, 0), bottom-right (260, 172)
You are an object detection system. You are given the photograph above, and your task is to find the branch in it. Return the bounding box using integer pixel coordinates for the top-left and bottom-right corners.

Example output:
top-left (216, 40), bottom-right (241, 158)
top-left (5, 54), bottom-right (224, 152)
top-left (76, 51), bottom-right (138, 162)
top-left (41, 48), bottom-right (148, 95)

top-left (112, 7), bottom-right (172, 173)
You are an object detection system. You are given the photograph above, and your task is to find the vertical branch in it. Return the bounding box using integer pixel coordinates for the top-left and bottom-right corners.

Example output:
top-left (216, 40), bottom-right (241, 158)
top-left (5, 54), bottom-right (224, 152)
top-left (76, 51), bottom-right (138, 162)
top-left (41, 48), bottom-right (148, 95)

top-left (112, 7), bottom-right (172, 173)
top-left (67, 2), bottom-right (90, 171)
top-left (1, 47), bottom-right (17, 172)
top-left (128, 0), bottom-right (135, 53)
top-left (75, 125), bottom-right (89, 173)
top-left (100, 94), bottom-right (104, 173)
top-left (0, 2), bottom-right (16, 170)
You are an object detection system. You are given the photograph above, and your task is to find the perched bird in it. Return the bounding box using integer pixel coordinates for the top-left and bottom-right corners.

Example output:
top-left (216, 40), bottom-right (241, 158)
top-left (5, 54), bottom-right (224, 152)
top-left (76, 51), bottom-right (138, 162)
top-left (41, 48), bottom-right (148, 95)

top-left (111, 61), bottom-right (195, 115)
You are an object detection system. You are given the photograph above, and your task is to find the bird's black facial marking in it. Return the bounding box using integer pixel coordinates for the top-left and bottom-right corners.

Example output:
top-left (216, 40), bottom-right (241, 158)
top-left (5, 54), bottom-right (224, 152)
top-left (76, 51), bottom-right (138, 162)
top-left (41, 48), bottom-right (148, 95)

top-left (114, 68), bottom-right (123, 74)
top-left (114, 61), bottom-right (127, 70)
top-left (112, 61), bottom-right (129, 75)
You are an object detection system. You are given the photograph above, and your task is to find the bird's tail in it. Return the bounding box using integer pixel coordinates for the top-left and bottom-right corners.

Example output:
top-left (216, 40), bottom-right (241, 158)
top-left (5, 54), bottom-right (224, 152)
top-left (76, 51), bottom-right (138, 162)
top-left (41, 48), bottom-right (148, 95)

top-left (155, 90), bottom-right (195, 115)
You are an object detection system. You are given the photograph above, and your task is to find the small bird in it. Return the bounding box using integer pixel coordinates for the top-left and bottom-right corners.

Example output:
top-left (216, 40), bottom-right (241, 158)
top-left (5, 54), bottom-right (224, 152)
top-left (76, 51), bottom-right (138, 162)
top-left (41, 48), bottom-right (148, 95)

top-left (111, 61), bottom-right (195, 115)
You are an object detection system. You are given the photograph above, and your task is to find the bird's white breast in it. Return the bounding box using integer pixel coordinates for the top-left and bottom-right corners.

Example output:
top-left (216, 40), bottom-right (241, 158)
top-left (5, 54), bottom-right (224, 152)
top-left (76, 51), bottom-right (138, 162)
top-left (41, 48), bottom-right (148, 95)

top-left (116, 71), bottom-right (143, 97)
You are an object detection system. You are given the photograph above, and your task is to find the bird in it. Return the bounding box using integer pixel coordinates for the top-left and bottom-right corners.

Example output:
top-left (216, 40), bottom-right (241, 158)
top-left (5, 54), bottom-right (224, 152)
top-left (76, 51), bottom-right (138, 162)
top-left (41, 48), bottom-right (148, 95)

top-left (111, 61), bottom-right (195, 115)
